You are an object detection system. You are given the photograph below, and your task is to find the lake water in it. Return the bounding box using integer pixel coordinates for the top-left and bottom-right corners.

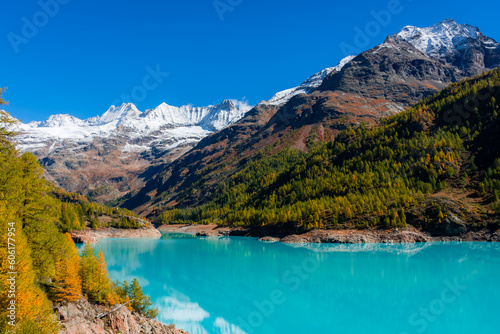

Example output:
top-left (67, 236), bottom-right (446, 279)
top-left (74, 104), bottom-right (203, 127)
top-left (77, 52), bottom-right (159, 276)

top-left (90, 235), bottom-right (500, 334)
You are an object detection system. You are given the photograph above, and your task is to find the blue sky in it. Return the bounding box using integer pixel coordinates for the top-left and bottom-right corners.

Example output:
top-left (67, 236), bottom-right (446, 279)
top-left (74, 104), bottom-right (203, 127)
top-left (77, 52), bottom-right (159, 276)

top-left (1, 0), bottom-right (499, 122)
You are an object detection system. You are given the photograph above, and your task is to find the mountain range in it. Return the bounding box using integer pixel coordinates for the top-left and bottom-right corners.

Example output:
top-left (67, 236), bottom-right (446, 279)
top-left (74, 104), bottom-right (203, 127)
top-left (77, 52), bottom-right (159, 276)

top-left (11, 20), bottom-right (500, 210)
top-left (14, 100), bottom-right (251, 201)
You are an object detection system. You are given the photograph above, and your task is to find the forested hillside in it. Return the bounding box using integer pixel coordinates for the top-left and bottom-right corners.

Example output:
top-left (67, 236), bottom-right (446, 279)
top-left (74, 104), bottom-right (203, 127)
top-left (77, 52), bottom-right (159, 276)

top-left (156, 68), bottom-right (500, 234)
top-left (53, 188), bottom-right (150, 231)
top-left (0, 93), bottom-right (157, 333)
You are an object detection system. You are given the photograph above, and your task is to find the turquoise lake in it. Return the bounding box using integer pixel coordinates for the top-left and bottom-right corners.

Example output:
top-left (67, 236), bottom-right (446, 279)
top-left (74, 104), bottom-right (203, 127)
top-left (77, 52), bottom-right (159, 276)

top-left (90, 235), bottom-right (500, 334)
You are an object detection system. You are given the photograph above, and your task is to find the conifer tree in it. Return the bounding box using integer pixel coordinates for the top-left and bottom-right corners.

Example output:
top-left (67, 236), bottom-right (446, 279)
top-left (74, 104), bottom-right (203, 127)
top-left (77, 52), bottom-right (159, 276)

top-left (53, 234), bottom-right (82, 302)
top-left (96, 249), bottom-right (112, 303)
top-left (80, 243), bottom-right (99, 300)
top-left (0, 221), bottom-right (60, 333)
top-left (80, 245), bottom-right (113, 304)
top-left (129, 278), bottom-right (159, 318)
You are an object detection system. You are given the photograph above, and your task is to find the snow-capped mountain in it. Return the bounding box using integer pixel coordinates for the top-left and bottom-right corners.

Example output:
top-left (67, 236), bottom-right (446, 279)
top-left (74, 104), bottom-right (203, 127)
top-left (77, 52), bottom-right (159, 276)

top-left (18, 100), bottom-right (252, 151)
top-left (392, 19), bottom-right (500, 76)
top-left (20, 99), bottom-right (251, 139)
top-left (14, 99), bottom-right (252, 202)
top-left (266, 55), bottom-right (356, 106)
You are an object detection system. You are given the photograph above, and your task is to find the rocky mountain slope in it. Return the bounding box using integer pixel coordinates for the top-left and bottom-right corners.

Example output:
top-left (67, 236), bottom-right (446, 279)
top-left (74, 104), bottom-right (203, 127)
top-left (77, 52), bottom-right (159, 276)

top-left (119, 20), bottom-right (500, 215)
top-left (267, 55), bottom-right (356, 105)
top-left (14, 100), bottom-right (251, 203)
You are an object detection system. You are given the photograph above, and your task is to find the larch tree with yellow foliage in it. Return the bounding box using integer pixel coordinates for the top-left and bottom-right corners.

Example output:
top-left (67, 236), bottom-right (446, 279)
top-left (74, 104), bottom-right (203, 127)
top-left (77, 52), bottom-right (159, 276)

top-left (96, 249), bottom-right (113, 304)
top-left (0, 221), bottom-right (60, 333)
top-left (80, 245), bottom-right (114, 304)
top-left (53, 234), bottom-right (82, 302)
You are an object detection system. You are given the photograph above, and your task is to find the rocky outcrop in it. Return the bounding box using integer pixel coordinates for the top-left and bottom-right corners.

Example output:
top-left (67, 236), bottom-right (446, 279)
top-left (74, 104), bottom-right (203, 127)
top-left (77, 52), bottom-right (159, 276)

top-left (318, 38), bottom-right (458, 105)
top-left (426, 214), bottom-right (468, 236)
top-left (279, 228), bottom-right (431, 244)
top-left (258, 236), bottom-right (280, 242)
top-left (71, 226), bottom-right (162, 244)
top-left (56, 298), bottom-right (188, 334)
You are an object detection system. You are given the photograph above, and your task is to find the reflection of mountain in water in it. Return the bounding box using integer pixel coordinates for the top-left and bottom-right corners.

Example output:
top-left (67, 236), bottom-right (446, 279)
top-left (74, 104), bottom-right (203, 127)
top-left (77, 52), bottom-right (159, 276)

top-left (161, 233), bottom-right (197, 240)
top-left (284, 242), bottom-right (432, 257)
top-left (285, 240), bottom-right (500, 259)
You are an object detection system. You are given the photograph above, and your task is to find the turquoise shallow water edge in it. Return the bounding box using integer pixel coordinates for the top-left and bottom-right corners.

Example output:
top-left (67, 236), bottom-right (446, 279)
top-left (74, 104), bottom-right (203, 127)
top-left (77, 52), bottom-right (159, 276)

top-left (86, 234), bottom-right (500, 334)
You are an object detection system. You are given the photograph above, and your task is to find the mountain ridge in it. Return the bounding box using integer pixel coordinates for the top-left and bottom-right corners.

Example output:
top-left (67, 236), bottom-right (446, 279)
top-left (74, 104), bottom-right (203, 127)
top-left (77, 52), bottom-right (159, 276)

top-left (22, 99), bottom-right (252, 133)
top-left (154, 67), bottom-right (500, 237)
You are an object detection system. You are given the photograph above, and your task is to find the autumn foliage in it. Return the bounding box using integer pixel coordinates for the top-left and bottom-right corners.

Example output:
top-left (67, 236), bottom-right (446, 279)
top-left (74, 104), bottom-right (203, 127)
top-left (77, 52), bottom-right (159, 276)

top-left (0, 92), bottom-right (157, 333)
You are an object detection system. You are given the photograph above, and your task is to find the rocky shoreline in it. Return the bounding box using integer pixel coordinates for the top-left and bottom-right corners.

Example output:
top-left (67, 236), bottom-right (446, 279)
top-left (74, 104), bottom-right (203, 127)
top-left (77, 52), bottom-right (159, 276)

top-left (70, 226), bottom-right (162, 244)
top-left (56, 298), bottom-right (188, 334)
top-left (67, 222), bottom-right (500, 245)
top-left (158, 224), bottom-right (500, 244)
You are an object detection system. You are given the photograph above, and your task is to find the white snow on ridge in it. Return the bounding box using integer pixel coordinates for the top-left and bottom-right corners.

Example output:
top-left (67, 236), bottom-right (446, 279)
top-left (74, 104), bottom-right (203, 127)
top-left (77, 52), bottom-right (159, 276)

top-left (394, 19), bottom-right (499, 59)
top-left (14, 100), bottom-right (252, 154)
top-left (266, 55), bottom-right (356, 106)
top-left (122, 143), bottom-right (152, 153)
top-left (16, 100), bottom-right (251, 140)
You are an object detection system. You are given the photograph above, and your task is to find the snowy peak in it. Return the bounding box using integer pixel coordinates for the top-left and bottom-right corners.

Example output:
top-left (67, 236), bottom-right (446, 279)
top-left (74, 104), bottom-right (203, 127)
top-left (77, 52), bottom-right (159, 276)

top-left (18, 99), bottom-right (252, 142)
top-left (200, 99), bottom-right (252, 131)
top-left (33, 114), bottom-right (85, 128)
top-left (98, 103), bottom-right (142, 125)
top-left (267, 55), bottom-right (356, 106)
top-left (217, 99), bottom-right (236, 110)
top-left (392, 19), bottom-right (500, 74)
top-left (141, 99), bottom-right (252, 131)
top-left (394, 20), bottom-right (480, 57)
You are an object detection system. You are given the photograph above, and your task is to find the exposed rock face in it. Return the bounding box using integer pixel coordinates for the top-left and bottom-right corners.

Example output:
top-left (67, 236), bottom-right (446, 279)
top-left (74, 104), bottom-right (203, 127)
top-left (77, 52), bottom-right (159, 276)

top-left (425, 214), bottom-right (468, 237)
top-left (56, 298), bottom-right (188, 334)
top-left (318, 38), bottom-right (458, 105)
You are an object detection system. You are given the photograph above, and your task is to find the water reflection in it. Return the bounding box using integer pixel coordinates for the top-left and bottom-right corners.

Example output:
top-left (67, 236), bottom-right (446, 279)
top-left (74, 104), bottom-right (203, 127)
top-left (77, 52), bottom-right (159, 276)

top-left (284, 240), bottom-right (432, 256)
top-left (93, 236), bottom-right (500, 334)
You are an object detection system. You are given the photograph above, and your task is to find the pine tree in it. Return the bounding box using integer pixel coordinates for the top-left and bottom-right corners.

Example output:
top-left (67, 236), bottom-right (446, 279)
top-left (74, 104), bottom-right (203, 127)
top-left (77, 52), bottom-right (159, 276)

top-left (129, 278), bottom-right (159, 319)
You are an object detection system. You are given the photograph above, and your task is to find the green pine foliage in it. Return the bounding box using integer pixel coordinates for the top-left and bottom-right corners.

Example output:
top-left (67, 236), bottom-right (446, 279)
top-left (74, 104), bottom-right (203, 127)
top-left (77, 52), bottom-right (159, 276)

top-left (157, 68), bottom-right (500, 230)
top-left (52, 188), bottom-right (145, 231)
top-left (115, 278), bottom-right (159, 318)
